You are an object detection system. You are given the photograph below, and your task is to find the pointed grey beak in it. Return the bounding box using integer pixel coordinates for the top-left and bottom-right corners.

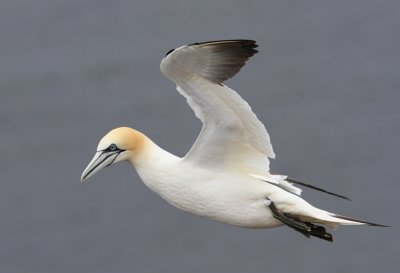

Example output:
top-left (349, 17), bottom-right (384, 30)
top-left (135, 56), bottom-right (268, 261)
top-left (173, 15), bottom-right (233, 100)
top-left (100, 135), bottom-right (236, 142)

top-left (81, 150), bottom-right (121, 182)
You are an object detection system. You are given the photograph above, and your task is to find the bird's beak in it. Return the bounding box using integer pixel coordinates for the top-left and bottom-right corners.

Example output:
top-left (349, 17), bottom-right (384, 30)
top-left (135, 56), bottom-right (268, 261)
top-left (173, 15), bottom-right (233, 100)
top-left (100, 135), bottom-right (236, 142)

top-left (81, 150), bottom-right (121, 182)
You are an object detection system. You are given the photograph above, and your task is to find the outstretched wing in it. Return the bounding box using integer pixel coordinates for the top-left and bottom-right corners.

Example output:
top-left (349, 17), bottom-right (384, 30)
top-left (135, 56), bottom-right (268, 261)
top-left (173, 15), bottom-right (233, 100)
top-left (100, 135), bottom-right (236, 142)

top-left (160, 40), bottom-right (275, 172)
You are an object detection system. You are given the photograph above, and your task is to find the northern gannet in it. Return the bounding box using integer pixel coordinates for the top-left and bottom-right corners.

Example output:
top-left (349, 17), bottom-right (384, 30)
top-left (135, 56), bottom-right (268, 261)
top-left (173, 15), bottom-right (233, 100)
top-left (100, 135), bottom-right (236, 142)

top-left (81, 40), bottom-right (385, 241)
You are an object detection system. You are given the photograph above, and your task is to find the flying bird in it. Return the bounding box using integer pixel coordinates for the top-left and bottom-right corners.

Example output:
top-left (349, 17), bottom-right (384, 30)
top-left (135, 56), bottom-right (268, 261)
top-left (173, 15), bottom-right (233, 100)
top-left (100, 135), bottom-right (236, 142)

top-left (81, 40), bottom-right (385, 241)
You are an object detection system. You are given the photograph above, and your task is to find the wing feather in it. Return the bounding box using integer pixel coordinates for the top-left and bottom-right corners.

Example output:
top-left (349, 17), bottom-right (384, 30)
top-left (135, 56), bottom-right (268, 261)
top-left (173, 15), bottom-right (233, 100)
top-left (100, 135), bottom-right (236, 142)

top-left (160, 40), bottom-right (275, 172)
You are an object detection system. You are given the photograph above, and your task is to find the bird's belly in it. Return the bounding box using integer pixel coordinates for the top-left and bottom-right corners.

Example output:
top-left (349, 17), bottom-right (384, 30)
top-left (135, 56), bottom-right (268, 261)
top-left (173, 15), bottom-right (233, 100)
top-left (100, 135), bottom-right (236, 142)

top-left (172, 191), bottom-right (281, 228)
top-left (180, 196), bottom-right (282, 229)
top-left (140, 171), bottom-right (282, 228)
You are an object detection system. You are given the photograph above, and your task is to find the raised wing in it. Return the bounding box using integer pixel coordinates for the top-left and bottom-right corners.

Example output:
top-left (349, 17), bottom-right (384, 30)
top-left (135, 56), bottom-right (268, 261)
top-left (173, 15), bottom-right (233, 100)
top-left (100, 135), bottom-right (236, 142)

top-left (160, 40), bottom-right (275, 172)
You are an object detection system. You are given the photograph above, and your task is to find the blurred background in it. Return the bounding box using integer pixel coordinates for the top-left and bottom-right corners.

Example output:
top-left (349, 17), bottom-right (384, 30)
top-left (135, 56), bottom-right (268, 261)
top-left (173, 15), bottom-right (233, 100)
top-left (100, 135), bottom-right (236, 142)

top-left (1, 0), bottom-right (399, 272)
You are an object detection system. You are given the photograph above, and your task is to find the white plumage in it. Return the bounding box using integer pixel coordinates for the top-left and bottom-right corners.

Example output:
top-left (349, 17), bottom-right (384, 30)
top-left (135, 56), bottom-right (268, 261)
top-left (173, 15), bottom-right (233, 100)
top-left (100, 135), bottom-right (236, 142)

top-left (81, 40), bottom-right (385, 241)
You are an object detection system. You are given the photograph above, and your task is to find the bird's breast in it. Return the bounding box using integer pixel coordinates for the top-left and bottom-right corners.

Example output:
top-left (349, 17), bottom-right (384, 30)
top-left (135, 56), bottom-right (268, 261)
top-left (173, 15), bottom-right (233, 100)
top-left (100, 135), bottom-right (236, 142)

top-left (135, 160), bottom-right (215, 211)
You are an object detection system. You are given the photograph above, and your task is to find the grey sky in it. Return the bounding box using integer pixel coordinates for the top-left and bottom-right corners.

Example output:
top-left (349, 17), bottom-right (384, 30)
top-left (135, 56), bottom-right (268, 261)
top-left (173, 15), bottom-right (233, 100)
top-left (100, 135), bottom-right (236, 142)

top-left (1, 0), bottom-right (399, 272)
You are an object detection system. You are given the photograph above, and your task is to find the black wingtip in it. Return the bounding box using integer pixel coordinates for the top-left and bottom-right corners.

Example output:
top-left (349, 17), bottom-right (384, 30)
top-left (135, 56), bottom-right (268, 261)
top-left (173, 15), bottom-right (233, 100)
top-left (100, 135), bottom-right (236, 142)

top-left (286, 177), bottom-right (352, 201)
top-left (181, 39), bottom-right (259, 84)
top-left (333, 214), bottom-right (389, 227)
top-left (189, 39), bottom-right (257, 46)
top-left (189, 39), bottom-right (258, 57)
top-left (368, 223), bottom-right (390, 227)
top-left (165, 48), bottom-right (175, 56)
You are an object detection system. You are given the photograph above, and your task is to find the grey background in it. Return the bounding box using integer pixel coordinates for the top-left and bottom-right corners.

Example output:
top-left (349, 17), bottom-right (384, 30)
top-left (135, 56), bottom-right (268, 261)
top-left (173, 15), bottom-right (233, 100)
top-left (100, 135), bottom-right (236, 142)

top-left (1, 0), bottom-right (399, 272)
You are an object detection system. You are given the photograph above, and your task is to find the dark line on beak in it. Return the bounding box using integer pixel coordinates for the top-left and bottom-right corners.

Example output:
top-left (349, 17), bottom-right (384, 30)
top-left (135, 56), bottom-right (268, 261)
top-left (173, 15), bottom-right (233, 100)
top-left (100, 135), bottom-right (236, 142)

top-left (83, 152), bottom-right (117, 180)
top-left (92, 151), bottom-right (103, 164)
top-left (106, 151), bottom-right (122, 167)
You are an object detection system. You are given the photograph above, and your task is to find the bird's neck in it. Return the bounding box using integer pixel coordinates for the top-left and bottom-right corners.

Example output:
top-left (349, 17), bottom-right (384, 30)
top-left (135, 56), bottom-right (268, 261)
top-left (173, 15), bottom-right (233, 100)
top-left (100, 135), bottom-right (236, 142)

top-left (128, 137), bottom-right (181, 188)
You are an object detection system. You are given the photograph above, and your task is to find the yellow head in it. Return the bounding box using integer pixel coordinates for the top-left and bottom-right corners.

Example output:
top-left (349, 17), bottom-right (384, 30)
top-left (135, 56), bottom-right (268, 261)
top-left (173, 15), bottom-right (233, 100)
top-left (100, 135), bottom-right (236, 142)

top-left (81, 127), bottom-right (149, 182)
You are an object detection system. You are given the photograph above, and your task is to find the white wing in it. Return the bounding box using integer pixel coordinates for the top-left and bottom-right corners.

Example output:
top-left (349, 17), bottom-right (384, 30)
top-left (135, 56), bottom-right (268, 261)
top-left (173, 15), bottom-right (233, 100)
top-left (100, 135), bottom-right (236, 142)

top-left (160, 40), bottom-right (275, 172)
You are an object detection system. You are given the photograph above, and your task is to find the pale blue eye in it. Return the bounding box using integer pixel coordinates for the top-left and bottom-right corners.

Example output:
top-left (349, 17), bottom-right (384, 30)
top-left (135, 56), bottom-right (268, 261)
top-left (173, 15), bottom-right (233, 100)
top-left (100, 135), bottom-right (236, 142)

top-left (109, 144), bottom-right (117, 151)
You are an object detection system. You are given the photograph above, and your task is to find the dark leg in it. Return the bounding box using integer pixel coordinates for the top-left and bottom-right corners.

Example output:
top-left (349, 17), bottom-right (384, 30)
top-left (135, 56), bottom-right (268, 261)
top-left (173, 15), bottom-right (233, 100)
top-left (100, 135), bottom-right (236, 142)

top-left (268, 201), bottom-right (333, 242)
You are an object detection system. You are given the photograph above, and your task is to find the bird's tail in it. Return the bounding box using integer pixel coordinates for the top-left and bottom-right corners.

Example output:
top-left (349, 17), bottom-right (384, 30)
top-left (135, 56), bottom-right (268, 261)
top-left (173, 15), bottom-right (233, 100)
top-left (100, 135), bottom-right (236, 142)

top-left (295, 206), bottom-right (388, 229)
top-left (269, 202), bottom-right (387, 242)
top-left (321, 213), bottom-right (388, 227)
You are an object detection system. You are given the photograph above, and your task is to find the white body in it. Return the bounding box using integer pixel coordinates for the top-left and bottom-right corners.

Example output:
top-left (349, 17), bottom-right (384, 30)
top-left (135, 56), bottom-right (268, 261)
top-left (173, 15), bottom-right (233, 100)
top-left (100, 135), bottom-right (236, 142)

top-left (82, 40), bottom-right (377, 237)
top-left (133, 145), bottom-right (281, 228)
top-left (130, 140), bottom-right (353, 229)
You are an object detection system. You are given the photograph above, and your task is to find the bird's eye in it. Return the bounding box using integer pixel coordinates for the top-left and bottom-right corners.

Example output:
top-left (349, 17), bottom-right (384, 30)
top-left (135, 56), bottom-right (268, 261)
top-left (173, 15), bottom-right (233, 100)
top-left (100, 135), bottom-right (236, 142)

top-left (109, 144), bottom-right (117, 151)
